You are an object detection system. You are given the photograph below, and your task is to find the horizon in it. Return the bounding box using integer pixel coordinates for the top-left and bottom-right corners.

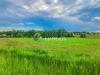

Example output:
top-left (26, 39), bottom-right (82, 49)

top-left (0, 0), bottom-right (100, 32)
top-left (0, 29), bottom-right (100, 33)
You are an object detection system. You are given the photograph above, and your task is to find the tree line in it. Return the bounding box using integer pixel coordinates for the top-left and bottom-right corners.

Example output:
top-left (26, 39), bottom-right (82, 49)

top-left (0, 29), bottom-right (99, 38)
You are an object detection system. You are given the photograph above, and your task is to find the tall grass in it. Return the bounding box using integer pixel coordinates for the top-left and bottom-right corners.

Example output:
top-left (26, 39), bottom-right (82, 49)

top-left (0, 38), bottom-right (100, 75)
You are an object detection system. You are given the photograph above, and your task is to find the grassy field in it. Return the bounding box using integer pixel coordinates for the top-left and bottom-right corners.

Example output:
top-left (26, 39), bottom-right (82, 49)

top-left (0, 38), bottom-right (100, 75)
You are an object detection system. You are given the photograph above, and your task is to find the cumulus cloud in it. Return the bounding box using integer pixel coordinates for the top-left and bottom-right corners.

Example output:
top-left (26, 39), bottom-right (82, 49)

top-left (93, 17), bottom-right (100, 21)
top-left (0, 0), bottom-right (99, 19)
top-left (0, 0), bottom-right (100, 31)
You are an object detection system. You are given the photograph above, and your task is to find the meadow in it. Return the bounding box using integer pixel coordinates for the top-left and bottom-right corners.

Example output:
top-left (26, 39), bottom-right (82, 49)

top-left (0, 38), bottom-right (100, 75)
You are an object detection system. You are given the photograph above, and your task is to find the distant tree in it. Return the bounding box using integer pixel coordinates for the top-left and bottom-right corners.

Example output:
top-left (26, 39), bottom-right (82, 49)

top-left (57, 29), bottom-right (66, 37)
top-left (25, 30), bottom-right (35, 37)
top-left (0, 29), bottom-right (94, 38)
top-left (67, 32), bottom-right (74, 37)
top-left (16, 31), bottom-right (24, 37)
top-left (80, 33), bottom-right (86, 38)
top-left (5, 31), bottom-right (12, 37)
top-left (71, 32), bottom-right (75, 37)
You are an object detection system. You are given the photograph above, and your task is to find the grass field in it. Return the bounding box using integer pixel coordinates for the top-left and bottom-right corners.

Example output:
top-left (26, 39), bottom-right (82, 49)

top-left (0, 38), bottom-right (100, 75)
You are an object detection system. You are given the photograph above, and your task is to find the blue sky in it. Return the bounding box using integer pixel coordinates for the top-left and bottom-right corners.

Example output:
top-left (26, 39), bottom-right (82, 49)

top-left (0, 0), bottom-right (100, 32)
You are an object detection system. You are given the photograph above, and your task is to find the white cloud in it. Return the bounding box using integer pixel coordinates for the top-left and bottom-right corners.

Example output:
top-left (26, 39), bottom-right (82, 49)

top-left (0, 0), bottom-right (100, 29)
top-left (53, 0), bottom-right (59, 4)
top-left (2, 0), bottom-right (98, 19)
top-left (93, 17), bottom-right (100, 21)
top-left (34, 0), bottom-right (49, 11)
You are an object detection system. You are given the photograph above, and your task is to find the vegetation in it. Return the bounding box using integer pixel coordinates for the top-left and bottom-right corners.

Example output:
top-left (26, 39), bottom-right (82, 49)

top-left (0, 38), bottom-right (100, 75)
top-left (80, 33), bottom-right (86, 38)
top-left (0, 29), bottom-right (100, 38)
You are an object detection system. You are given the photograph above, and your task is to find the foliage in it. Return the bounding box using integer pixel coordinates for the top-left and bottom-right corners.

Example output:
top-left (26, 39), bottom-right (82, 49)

top-left (0, 29), bottom-right (100, 38)
top-left (67, 32), bottom-right (75, 37)
top-left (80, 33), bottom-right (86, 38)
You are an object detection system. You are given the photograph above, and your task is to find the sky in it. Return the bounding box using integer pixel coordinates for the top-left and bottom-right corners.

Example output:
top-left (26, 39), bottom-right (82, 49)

top-left (0, 0), bottom-right (100, 32)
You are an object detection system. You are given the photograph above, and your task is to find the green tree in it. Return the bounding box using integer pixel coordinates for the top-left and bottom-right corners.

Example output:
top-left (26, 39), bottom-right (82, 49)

top-left (80, 33), bottom-right (86, 38)
top-left (67, 32), bottom-right (74, 37)
top-left (57, 29), bottom-right (66, 38)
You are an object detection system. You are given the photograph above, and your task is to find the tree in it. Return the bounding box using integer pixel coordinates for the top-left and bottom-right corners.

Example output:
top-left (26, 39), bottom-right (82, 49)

top-left (57, 29), bottom-right (66, 38)
top-left (33, 33), bottom-right (42, 41)
top-left (80, 33), bottom-right (86, 38)
top-left (67, 32), bottom-right (74, 37)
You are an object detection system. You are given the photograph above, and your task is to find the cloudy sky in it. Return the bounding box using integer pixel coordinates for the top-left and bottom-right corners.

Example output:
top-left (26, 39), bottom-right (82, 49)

top-left (0, 0), bottom-right (100, 31)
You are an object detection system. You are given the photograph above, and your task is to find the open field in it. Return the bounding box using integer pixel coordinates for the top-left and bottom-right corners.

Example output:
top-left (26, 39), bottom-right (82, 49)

top-left (0, 38), bottom-right (100, 75)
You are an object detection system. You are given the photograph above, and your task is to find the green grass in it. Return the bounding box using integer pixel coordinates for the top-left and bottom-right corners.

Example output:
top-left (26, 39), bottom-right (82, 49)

top-left (0, 38), bottom-right (100, 75)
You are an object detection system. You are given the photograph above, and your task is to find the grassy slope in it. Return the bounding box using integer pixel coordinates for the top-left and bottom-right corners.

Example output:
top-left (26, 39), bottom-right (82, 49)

top-left (0, 38), bottom-right (100, 75)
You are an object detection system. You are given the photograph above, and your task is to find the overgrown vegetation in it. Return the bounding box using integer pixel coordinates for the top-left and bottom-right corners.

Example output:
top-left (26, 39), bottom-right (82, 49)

top-left (0, 38), bottom-right (100, 75)
top-left (0, 29), bottom-right (100, 38)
